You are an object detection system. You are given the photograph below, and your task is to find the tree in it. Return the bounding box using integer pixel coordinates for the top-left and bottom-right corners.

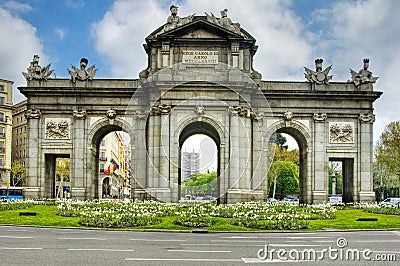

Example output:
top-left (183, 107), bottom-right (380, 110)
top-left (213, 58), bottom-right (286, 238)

top-left (269, 144), bottom-right (299, 166)
top-left (374, 121), bottom-right (400, 190)
top-left (267, 161), bottom-right (299, 199)
top-left (56, 158), bottom-right (70, 182)
top-left (269, 133), bottom-right (287, 147)
top-left (182, 171), bottom-right (218, 196)
top-left (10, 160), bottom-right (26, 186)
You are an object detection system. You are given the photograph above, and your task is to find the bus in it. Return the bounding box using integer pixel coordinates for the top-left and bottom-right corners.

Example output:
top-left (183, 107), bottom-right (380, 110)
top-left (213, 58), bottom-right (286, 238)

top-left (0, 187), bottom-right (24, 200)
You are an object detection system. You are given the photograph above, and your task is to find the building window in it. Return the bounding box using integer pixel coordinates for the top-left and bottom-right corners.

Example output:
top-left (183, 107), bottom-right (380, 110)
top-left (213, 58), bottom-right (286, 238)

top-left (0, 97), bottom-right (4, 105)
top-left (99, 151), bottom-right (106, 161)
top-left (0, 155), bottom-right (3, 166)
top-left (101, 140), bottom-right (106, 146)
top-left (0, 85), bottom-right (4, 91)
top-left (0, 113), bottom-right (4, 122)
top-left (99, 163), bottom-right (105, 173)
top-left (0, 141), bottom-right (4, 153)
top-left (0, 127), bottom-right (4, 138)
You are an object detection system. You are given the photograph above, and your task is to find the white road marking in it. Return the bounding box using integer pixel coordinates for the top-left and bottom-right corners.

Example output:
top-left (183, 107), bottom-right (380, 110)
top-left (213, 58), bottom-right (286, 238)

top-left (129, 238), bottom-right (186, 242)
top-left (219, 236), bottom-right (259, 239)
top-left (168, 249), bottom-right (231, 253)
top-left (68, 248), bottom-right (134, 252)
top-left (125, 258), bottom-right (241, 262)
top-left (0, 236), bottom-right (33, 239)
top-left (357, 240), bottom-right (400, 243)
top-left (57, 237), bottom-right (106, 240)
top-left (392, 231), bottom-right (400, 237)
top-left (0, 247), bottom-right (42, 250)
top-left (5, 229), bottom-right (35, 232)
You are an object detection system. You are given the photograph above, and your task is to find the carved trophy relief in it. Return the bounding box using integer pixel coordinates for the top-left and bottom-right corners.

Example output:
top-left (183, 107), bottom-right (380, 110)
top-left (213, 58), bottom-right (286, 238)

top-left (45, 118), bottom-right (70, 139)
top-left (22, 55), bottom-right (53, 81)
top-left (329, 122), bottom-right (354, 143)
top-left (305, 59), bottom-right (333, 84)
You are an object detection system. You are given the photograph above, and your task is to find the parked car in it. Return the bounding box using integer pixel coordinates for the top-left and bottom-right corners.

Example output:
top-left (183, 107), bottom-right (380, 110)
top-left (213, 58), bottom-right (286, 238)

top-left (280, 198), bottom-right (299, 204)
top-left (267, 198), bottom-right (278, 203)
top-left (203, 195), bottom-right (216, 201)
top-left (380, 197), bottom-right (400, 206)
top-left (328, 194), bottom-right (342, 204)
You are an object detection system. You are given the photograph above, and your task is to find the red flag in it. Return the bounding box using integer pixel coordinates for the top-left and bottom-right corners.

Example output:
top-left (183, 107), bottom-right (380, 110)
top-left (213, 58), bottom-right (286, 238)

top-left (104, 165), bottom-right (110, 174)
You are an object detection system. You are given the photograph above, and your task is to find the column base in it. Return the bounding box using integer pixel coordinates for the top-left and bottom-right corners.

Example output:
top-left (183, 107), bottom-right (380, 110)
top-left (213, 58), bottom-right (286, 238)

top-left (359, 191), bottom-right (376, 203)
top-left (312, 191), bottom-right (327, 204)
top-left (24, 187), bottom-right (40, 199)
top-left (71, 187), bottom-right (86, 200)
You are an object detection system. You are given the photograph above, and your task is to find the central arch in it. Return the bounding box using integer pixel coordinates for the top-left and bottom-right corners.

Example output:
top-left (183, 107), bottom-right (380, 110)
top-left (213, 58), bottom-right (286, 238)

top-left (178, 121), bottom-right (222, 202)
top-left (268, 120), bottom-right (311, 204)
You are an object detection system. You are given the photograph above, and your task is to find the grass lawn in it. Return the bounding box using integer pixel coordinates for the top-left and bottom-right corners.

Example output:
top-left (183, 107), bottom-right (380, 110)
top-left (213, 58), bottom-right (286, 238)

top-left (1, 205), bottom-right (399, 231)
top-left (0, 205), bottom-right (81, 227)
top-left (309, 209), bottom-right (400, 230)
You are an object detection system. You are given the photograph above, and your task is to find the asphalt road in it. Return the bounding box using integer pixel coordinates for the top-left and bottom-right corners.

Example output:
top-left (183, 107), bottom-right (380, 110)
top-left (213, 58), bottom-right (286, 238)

top-left (0, 225), bottom-right (399, 265)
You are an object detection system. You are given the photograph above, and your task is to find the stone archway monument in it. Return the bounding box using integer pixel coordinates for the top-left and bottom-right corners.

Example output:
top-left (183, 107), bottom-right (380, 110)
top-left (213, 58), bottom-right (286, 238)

top-left (19, 7), bottom-right (382, 204)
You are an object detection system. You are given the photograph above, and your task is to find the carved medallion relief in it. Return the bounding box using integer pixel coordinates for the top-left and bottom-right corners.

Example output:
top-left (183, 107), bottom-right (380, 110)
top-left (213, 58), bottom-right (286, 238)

top-left (329, 122), bottom-right (354, 143)
top-left (45, 118), bottom-right (71, 139)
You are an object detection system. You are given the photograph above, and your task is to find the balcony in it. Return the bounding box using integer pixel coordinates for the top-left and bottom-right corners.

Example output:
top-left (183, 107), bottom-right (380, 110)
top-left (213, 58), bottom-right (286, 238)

top-left (99, 156), bottom-right (107, 161)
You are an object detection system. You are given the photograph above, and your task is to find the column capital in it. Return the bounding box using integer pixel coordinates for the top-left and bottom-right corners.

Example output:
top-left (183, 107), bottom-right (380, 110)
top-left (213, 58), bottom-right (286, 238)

top-left (313, 113), bottom-right (327, 122)
top-left (73, 110), bottom-right (86, 119)
top-left (359, 113), bottom-right (375, 123)
top-left (25, 109), bottom-right (41, 119)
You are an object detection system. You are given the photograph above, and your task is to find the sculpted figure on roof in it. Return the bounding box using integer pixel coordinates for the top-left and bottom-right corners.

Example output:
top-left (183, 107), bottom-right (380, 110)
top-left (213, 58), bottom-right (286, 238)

top-left (205, 8), bottom-right (241, 34)
top-left (164, 5), bottom-right (194, 31)
top-left (349, 58), bottom-right (378, 87)
top-left (22, 54), bottom-right (54, 81)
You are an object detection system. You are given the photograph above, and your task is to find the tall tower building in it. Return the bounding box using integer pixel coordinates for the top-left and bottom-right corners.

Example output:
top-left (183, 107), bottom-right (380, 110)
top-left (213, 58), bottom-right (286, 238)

top-left (0, 79), bottom-right (13, 187)
top-left (182, 151), bottom-right (200, 181)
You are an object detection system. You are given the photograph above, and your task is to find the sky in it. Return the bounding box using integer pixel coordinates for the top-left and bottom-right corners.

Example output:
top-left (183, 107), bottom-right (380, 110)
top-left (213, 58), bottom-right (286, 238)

top-left (0, 0), bottom-right (399, 151)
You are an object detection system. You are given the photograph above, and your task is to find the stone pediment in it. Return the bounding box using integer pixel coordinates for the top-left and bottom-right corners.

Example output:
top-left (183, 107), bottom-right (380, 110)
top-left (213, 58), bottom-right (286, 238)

top-left (180, 28), bottom-right (221, 39)
top-left (146, 16), bottom-right (255, 42)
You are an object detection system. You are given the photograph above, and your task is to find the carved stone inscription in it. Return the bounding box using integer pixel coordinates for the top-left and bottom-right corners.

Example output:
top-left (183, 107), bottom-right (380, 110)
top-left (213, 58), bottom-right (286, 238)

top-left (182, 50), bottom-right (219, 64)
top-left (45, 118), bottom-right (70, 139)
top-left (329, 122), bottom-right (354, 143)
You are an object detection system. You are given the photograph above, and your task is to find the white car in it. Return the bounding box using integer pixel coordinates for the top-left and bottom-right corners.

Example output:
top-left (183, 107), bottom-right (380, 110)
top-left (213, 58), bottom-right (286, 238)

top-left (381, 198), bottom-right (400, 206)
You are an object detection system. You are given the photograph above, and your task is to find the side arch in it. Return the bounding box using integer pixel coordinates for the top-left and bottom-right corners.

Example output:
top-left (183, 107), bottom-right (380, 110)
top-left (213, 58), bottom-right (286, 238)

top-left (266, 120), bottom-right (312, 204)
top-left (85, 117), bottom-right (136, 198)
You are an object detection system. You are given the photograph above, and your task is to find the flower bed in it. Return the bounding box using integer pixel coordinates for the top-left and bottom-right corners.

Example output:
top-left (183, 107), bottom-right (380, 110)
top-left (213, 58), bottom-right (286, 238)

top-left (351, 202), bottom-right (400, 215)
top-left (56, 200), bottom-right (337, 229)
top-left (0, 200), bottom-right (35, 211)
top-left (57, 200), bottom-right (176, 228)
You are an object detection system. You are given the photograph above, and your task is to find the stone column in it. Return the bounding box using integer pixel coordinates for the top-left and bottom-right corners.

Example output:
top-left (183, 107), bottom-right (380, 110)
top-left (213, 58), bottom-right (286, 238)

top-left (147, 109), bottom-right (156, 188)
top-left (133, 111), bottom-right (148, 200)
top-left (228, 106), bottom-right (241, 202)
top-left (312, 113), bottom-right (327, 203)
top-left (71, 110), bottom-right (87, 199)
top-left (153, 113), bottom-right (161, 188)
top-left (239, 108), bottom-right (251, 192)
top-left (24, 109), bottom-right (41, 199)
top-left (251, 113), bottom-right (266, 199)
top-left (358, 113), bottom-right (376, 201)
top-left (159, 111), bottom-right (170, 188)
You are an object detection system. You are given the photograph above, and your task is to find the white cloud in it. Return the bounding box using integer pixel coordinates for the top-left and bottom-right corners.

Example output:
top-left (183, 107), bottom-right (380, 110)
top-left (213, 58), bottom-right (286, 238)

top-left (4, 1), bottom-right (33, 13)
top-left (92, 0), bottom-right (167, 77)
top-left (65, 0), bottom-right (85, 9)
top-left (0, 8), bottom-right (45, 103)
top-left (54, 27), bottom-right (66, 40)
top-left (93, 0), bottom-right (312, 80)
top-left (311, 0), bottom-right (400, 141)
top-left (93, 0), bottom-right (398, 142)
